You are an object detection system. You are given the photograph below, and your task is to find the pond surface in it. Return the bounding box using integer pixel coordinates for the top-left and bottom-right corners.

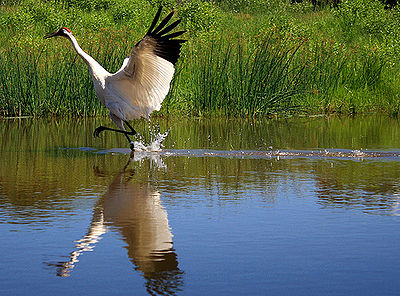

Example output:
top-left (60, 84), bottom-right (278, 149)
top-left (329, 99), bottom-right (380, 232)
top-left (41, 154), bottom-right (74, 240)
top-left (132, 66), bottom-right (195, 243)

top-left (1, 116), bottom-right (400, 295)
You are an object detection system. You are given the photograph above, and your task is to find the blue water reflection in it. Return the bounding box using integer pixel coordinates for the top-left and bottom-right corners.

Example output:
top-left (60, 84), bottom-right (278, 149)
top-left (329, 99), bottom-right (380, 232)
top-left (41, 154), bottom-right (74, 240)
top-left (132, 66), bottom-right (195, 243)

top-left (1, 117), bottom-right (400, 296)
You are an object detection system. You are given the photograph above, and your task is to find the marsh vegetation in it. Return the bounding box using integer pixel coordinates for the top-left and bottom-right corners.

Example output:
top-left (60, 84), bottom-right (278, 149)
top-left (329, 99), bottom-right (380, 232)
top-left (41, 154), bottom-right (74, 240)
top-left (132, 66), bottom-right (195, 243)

top-left (1, 0), bottom-right (400, 117)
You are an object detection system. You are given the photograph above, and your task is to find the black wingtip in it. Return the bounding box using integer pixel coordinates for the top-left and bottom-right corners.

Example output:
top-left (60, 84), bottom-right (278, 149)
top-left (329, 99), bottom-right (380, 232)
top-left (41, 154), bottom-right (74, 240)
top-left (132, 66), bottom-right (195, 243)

top-left (152, 11), bottom-right (174, 35)
top-left (162, 30), bottom-right (186, 40)
top-left (158, 19), bottom-right (181, 36)
top-left (146, 6), bottom-right (163, 35)
top-left (143, 7), bottom-right (187, 65)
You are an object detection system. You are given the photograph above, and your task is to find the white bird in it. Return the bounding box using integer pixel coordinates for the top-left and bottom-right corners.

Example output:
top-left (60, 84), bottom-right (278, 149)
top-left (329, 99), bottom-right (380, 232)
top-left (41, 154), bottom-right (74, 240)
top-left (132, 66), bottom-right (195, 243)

top-left (45, 7), bottom-right (186, 150)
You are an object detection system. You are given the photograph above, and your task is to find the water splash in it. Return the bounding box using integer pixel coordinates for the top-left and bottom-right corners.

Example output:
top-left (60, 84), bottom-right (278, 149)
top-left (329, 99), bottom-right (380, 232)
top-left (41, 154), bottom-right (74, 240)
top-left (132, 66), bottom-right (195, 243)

top-left (133, 129), bottom-right (169, 152)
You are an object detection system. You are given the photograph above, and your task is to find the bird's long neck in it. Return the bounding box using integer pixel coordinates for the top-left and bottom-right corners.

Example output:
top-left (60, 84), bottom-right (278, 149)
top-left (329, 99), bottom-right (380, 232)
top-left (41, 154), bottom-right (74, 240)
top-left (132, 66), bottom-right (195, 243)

top-left (66, 34), bottom-right (109, 78)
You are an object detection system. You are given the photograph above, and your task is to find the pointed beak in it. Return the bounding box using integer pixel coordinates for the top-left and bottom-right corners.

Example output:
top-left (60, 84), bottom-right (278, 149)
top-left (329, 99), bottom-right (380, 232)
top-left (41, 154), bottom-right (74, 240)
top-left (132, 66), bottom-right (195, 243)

top-left (44, 30), bottom-right (60, 39)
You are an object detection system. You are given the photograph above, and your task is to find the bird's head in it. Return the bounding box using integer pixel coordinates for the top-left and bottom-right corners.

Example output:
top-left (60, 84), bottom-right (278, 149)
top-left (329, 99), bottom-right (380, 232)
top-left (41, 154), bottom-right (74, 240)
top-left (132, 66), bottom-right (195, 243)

top-left (44, 27), bottom-right (72, 39)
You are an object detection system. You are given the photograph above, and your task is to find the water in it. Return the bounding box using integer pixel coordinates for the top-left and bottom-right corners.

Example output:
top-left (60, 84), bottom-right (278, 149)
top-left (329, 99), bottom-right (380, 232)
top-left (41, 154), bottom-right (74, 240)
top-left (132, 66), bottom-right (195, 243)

top-left (1, 116), bottom-right (400, 295)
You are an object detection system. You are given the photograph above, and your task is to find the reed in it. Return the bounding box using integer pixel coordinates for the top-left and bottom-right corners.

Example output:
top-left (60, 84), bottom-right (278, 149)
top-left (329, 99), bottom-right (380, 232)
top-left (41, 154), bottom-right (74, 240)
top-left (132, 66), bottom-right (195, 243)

top-left (172, 32), bottom-right (392, 117)
top-left (0, 28), bottom-right (137, 117)
top-left (0, 31), bottom-right (393, 118)
top-left (1, 0), bottom-right (400, 118)
top-left (177, 35), bottom-right (308, 117)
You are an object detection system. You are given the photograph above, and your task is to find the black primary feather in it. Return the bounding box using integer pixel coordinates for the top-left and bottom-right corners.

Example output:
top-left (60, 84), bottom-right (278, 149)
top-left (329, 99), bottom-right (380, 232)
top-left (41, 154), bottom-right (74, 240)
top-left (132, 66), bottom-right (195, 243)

top-left (162, 31), bottom-right (186, 40)
top-left (144, 7), bottom-right (187, 65)
top-left (157, 19), bottom-right (181, 36)
top-left (152, 11), bottom-right (174, 35)
top-left (146, 6), bottom-right (163, 35)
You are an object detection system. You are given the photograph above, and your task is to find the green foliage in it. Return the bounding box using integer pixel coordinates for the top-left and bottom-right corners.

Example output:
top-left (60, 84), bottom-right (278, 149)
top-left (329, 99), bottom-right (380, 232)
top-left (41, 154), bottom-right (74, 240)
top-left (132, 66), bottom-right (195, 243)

top-left (0, 6), bottom-right (33, 30)
top-left (334, 0), bottom-right (392, 37)
top-left (178, 0), bottom-right (221, 33)
top-left (146, 0), bottom-right (177, 9)
top-left (111, 0), bottom-right (151, 26)
top-left (62, 0), bottom-right (114, 10)
top-left (179, 35), bottom-right (307, 116)
top-left (333, 0), bottom-right (400, 59)
top-left (0, 44), bottom-right (103, 117)
top-left (214, 0), bottom-right (288, 14)
top-left (1, 0), bottom-right (400, 117)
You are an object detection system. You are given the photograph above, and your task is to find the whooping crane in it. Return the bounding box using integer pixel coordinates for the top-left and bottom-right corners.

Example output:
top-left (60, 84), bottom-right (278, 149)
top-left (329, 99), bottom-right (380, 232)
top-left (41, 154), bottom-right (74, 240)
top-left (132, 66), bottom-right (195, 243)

top-left (45, 7), bottom-right (186, 150)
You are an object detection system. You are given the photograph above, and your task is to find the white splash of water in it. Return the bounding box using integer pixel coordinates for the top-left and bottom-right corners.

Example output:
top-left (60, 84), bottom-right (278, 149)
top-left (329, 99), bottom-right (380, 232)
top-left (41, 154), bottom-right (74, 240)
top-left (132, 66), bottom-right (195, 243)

top-left (133, 130), bottom-right (169, 152)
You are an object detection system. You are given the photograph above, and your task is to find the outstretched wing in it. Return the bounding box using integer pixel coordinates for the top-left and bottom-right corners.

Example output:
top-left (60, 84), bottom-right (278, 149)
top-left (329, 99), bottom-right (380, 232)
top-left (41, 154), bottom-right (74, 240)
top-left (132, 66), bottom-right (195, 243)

top-left (107, 6), bottom-right (186, 120)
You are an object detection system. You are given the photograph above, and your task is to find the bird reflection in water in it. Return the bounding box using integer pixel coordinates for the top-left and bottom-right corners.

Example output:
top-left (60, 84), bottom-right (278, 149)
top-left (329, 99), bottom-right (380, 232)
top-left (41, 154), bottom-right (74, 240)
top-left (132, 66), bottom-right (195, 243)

top-left (52, 153), bottom-right (183, 295)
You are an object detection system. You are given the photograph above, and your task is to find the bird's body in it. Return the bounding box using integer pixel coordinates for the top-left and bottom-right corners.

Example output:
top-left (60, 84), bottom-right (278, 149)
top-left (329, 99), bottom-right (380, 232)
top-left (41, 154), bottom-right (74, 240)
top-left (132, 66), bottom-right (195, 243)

top-left (45, 7), bottom-right (186, 150)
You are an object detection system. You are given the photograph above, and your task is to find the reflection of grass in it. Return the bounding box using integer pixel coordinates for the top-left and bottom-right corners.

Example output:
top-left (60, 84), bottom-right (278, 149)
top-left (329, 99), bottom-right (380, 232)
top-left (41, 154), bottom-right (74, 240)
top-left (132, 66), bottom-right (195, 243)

top-left (1, 117), bottom-right (400, 218)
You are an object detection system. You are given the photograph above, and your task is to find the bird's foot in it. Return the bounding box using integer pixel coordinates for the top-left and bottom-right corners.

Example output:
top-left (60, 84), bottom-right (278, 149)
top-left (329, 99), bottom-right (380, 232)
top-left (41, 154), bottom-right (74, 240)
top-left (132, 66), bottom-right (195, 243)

top-left (93, 126), bottom-right (106, 138)
top-left (130, 141), bottom-right (135, 151)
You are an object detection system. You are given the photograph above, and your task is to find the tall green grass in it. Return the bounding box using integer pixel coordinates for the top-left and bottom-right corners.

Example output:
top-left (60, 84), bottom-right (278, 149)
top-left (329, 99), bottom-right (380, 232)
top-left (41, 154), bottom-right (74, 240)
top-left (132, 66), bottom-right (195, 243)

top-left (171, 32), bottom-right (392, 117)
top-left (297, 40), bottom-right (393, 114)
top-left (0, 28), bottom-right (136, 117)
top-left (0, 28), bottom-right (395, 117)
top-left (1, 0), bottom-right (400, 118)
top-left (0, 45), bottom-right (101, 117)
top-left (179, 36), bottom-right (307, 116)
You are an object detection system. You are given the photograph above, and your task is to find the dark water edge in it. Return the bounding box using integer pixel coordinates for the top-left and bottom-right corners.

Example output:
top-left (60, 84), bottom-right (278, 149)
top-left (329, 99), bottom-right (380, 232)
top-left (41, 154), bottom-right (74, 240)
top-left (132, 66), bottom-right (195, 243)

top-left (1, 116), bottom-right (399, 295)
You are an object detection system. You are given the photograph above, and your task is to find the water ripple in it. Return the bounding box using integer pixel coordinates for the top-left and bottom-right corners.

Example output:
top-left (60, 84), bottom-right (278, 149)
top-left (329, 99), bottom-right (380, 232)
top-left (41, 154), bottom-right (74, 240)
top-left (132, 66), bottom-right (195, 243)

top-left (73, 147), bottom-right (400, 160)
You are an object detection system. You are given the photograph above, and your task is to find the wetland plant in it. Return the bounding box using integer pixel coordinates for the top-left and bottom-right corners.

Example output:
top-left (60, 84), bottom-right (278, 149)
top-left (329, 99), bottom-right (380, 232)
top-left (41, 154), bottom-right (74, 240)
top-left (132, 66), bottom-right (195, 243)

top-left (181, 36), bottom-right (307, 117)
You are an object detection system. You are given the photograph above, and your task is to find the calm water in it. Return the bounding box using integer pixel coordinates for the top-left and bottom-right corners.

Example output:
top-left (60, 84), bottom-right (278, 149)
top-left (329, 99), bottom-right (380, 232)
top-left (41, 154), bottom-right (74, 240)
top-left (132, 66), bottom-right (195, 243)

top-left (1, 116), bottom-right (400, 295)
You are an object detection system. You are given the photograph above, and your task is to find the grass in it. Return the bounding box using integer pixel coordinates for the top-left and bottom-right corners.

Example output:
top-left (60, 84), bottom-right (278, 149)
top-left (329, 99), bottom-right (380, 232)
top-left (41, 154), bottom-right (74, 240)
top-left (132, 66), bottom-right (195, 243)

top-left (179, 35), bottom-right (308, 116)
top-left (1, 0), bottom-right (400, 118)
top-left (0, 27), bottom-right (136, 117)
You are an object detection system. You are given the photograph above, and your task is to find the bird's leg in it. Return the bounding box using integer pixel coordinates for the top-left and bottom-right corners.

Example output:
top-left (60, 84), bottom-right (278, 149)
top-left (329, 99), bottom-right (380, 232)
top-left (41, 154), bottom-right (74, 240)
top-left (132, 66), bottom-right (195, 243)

top-left (124, 133), bottom-right (135, 151)
top-left (123, 120), bottom-right (137, 135)
top-left (93, 126), bottom-right (135, 138)
top-left (123, 121), bottom-right (137, 151)
top-left (93, 121), bottom-right (137, 151)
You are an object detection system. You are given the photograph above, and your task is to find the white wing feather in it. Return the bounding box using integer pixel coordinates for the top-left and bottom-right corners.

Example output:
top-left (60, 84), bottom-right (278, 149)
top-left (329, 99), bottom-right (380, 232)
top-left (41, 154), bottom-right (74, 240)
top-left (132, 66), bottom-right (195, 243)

top-left (105, 37), bottom-right (175, 120)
